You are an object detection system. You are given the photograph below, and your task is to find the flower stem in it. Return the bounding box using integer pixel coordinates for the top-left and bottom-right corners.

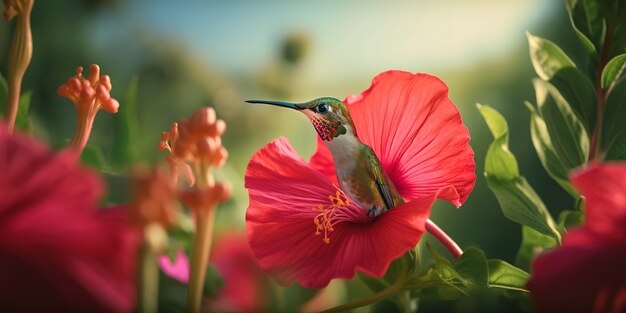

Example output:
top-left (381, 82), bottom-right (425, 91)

top-left (589, 23), bottom-right (613, 161)
top-left (4, 7), bottom-right (33, 133)
top-left (70, 109), bottom-right (94, 153)
top-left (138, 241), bottom-right (159, 313)
top-left (186, 207), bottom-right (216, 313)
top-left (425, 218), bottom-right (462, 259)
top-left (186, 161), bottom-right (216, 313)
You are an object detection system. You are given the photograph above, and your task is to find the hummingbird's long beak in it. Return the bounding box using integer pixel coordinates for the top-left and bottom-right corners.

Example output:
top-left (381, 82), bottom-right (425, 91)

top-left (245, 100), bottom-right (304, 110)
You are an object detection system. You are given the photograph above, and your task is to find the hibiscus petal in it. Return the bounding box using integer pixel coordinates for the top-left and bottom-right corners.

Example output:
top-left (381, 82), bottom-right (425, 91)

top-left (571, 162), bottom-right (626, 240)
top-left (528, 163), bottom-right (626, 313)
top-left (246, 138), bottom-right (436, 288)
top-left (0, 128), bottom-right (138, 312)
top-left (527, 228), bottom-right (626, 313)
top-left (309, 71), bottom-right (475, 207)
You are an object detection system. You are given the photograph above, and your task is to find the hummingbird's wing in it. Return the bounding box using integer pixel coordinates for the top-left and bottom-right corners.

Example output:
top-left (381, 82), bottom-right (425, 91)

top-left (363, 145), bottom-right (396, 210)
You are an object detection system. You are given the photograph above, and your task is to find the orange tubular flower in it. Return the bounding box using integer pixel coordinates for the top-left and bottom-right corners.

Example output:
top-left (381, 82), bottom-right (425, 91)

top-left (159, 107), bottom-right (230, 313)
top-left (57, 64), bottom-right (120, 154)
top-left (3, 0), bottom-right (34, 132)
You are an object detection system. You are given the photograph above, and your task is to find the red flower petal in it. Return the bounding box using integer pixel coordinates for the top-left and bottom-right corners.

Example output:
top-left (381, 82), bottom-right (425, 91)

top-left (309, 71), bottom-right (475, 207)
top-left (0, 127), bottom-right (139, 312)
top-left (211, 232), bottom-right (267, 312)
top-left (571, 162), bottom-right (626, 241)
top-left (527, 162), bottom-right (626, 313)
top-left (246, 138), bottom-right (435, 288)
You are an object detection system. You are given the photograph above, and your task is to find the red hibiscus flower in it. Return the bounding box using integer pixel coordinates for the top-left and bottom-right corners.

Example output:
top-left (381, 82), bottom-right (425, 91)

top-left (245, 71), bottom-right (476, 288)
top-left (527, 162), bottom-right (626, 313)
top-left (0, 127), bottom-right (139, 312)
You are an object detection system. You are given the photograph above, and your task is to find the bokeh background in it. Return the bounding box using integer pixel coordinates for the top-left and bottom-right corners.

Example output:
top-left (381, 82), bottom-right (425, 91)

top-left (1, 0), bottom-right (582, 311)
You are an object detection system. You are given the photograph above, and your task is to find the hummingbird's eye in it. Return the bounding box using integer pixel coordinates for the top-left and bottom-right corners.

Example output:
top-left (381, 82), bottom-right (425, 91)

top-left (316, 103), bottom-right (329, 114)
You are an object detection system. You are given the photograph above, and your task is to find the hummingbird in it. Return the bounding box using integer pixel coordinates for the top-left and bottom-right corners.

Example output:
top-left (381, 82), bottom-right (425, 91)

top-left (247, 97), bottom-right (405, 219)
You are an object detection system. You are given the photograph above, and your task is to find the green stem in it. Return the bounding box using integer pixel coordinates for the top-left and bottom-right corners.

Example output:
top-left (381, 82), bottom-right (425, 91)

top-left (589, 23), bottom-right (613, 160)
top-left (186, 207), bottom-right (216, 313)
top-left (138, 241), bottom-right (159, 313)
top-left (320, 278), bottom-right (407, 313)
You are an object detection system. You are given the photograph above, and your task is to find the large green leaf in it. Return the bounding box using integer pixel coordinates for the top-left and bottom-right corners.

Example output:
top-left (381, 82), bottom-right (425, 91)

top-left (526, 102), bottom-right (578, 197)
top-left (527, 32), bottom-right (576, 81)
top-left (110, 76), bottom-right (140, 172)
top-left (478, 104), bottom-right (561, 242)
top-left (602, 76), bottom-right (626, 160)
top-left (534, 79), bottom-right (590, 169)
top-left (487, 260), bottom-right (529, 292)
top-left (601, 53), bottom-right (626, 89)
top-left (516, 226), bottom-right (557, 270)
top-left (486, 177), bottom-right (561, 241)
top-left (549, 67), bottom-right (596, 131)
top-left (478, 104), bottom-right (519, 181)
top-left (566, 0), bottom-right (606, 55)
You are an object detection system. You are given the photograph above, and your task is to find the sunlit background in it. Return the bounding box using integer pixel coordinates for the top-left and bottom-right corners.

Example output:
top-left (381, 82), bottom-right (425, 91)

top-left (2, 0), bottom-right (581, 311)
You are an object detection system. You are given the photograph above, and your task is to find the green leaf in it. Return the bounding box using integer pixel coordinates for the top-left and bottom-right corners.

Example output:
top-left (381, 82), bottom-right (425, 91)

top-left (549, 67), bottom-right (597, 131)
top-left (566, 0), bottom-right (605, 52)
top-left (80, 144), bottom-right (106, 171)
top-left (487, 259), bottom-right (529, 292)
top-left (486, 177), bottom-right (561, 242)
top-left (526, 102), bottom-right (579, 197)
top-left (478, 104), bottom-right (561, 242)
top-left (281, 283), bottom-right (319, 312)
top-left (601, 53), bottom-right (626, 89)
top-left (110, 76), bottom-right (140, 172)
top-left (527, 32), bottom-right (576, 81)
top-left (533, 79), bottom-right (589, 169)
top-left (602, 77), bottom-right (626, 160)
top-left (515, 226), bottom-right (557, 270)
top-left (454, 248), bottom-right (489, 289)
top-left (158, 271), bottom-right (187, 313)
top-left (413, 244), bottom-right (480, 300)
top-left (203, 264), bottom-right (224, 298)
top-left (558, 210), bottom-right (585, 230)
top-left (359, 272), bottom-right (390, 293)
top-left (478, 105), bottom-right (519, 181)
top-left (14, 91), bottom-right (32, 131)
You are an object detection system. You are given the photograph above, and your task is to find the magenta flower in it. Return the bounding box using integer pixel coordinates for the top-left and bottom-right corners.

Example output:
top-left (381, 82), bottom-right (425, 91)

top-left (159, 250), bottom-right (190, 284)
top-left (246, 71), bottom-right (476, 288)
top-left (0, 126), bottom-right (139, 312)
top-left (527, 162), bottom-right (626, 313)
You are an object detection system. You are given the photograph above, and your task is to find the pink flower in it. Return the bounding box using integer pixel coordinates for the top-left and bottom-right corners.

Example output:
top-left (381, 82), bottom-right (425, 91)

top-left (527, 163), bottom-right (626, 313)
top-left (159, 250), bottom-right (190, 284)
top-left (246, 71), bottom-right (476, 288)
top-left (0, 127), bottom-right (139, 312)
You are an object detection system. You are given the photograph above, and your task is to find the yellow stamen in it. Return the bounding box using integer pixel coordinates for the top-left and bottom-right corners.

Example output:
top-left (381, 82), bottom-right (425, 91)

top-left (312, 190), bottom-right (351, 244)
